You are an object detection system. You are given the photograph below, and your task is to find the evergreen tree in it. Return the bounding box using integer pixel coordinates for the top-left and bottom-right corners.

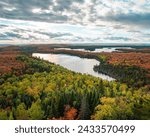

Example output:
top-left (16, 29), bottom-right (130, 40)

top-left (78, 95), bottom-right (91, 120)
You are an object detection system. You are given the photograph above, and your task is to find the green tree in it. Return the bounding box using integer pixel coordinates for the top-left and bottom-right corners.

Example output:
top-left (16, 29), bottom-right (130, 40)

top-left (9, 112), bottom-right (14, 120)
top-left (91, 97), bottom-right (116, 120)
top-left (28, 99), bottom-right (44, 120)
top-left (15, 103), bottom-right (29, 120)
top-left (78, 95), bottom-right (91, 120)
top-left (91, 97), bottom-right (134, 120)
top-left (0, 110), bottom-right (8, 120)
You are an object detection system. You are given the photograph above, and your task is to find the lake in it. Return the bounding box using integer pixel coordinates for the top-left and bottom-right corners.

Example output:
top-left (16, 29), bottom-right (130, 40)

top-left (54, 47), bottom-right (134, 53)
top-left (32, 53), bottom-right (115, 81)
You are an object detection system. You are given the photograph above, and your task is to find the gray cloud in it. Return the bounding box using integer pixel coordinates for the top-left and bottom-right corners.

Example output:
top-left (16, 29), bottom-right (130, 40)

top-left (0, 0), bottom-right (150, 29)
top-left (34, 31), bottom-right (74, 38)
top-left (0, 0), bottom-right (53, 10)
top-left (0, 33), bottom-right (9, 40)
top-left (0, 0), bottom-right (84, 23)
top-left (5, 32), bottom-right (22, 38)
top-left (0, 24), bottom-right (8, 28)
top-left (0, 24), bottom-right (75, 41)
top-left (0, 32), bottom-right (21, 40)
top-left (103, 12), bottom-right (150, 28)
top-left (106, 36), bottom-right (132, 41)
top-left (0, 0), bottom-right (150, 43)
top-left (53, 0), bottom-right (74, 11)
top-left (113, 25), bottom-right (125, 30)
top-left (127, 30), bottom-right (141, 33)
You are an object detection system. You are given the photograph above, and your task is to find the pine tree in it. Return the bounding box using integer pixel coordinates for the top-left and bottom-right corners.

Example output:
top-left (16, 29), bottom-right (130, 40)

top-left (78, 95), bottom-right (91, 120)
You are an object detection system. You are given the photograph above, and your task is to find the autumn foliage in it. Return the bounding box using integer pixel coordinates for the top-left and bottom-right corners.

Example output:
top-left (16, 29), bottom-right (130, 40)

top-left (102, 52), bottom-right (150, 70)
top-left (100, 52), bottom-right (150, 84)
top-left (0, 46), bottom-right (150, 120)
top-left (50, 105), bottom-right (78, 120)
top-left (0, 51), bottom-right (26, 76)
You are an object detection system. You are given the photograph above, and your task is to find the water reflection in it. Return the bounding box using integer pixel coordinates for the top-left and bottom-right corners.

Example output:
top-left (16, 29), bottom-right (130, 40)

top-left (32, 53), bottom-right (115, 81)
top-left (54, 47), bottom-right (133, 53)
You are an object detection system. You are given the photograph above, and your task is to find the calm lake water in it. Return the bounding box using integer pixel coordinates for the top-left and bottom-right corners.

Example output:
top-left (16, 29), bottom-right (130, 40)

top-left (32, 53), bottom-right (115, 81)
top-left (54, 47), bottom-right (133, 53)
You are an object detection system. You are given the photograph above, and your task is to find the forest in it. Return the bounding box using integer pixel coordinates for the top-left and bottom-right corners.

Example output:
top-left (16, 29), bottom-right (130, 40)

top-left (0, 51), bottom-right (150, 120)
top-left (94, 60), bottom-right (150, 88)
top-left (94, 52), bottom-right (150, 88)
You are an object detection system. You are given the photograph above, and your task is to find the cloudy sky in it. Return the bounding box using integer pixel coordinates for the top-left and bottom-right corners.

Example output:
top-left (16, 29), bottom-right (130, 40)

top-left (0, 0), bottom-right (150, 44)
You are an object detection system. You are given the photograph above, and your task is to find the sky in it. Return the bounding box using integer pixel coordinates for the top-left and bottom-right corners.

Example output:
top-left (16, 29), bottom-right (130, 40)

top-left (0, 0), bottom-right (150, 44)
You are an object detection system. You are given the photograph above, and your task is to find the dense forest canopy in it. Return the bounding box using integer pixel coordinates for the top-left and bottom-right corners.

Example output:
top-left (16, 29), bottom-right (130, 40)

top-left (0, 50), bottom-right (150, 120)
